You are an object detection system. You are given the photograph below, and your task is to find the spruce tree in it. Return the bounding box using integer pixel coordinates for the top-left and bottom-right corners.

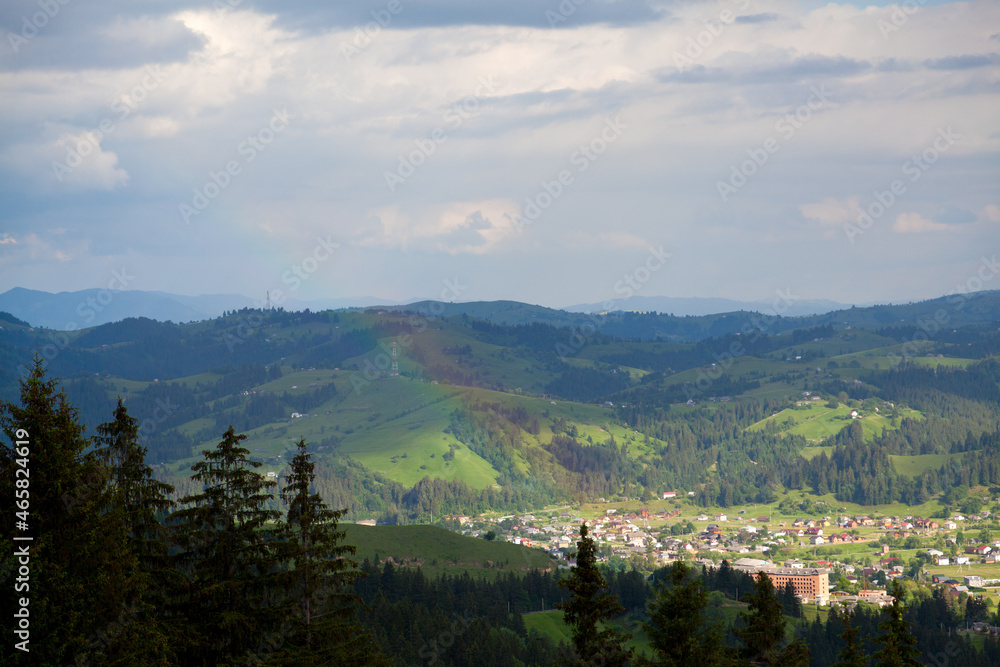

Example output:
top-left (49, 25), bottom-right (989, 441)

top-left (557, 523), bottom-right (634, 666)
top-left (94, 397), bottom-right (176, 567)
top-left (91, 397), bottom-right (178, 664)
top-left (0, 359), bottom-right (140, 665)
top-left (643, 561), bottom-right (728, 666)
top-left (171, 425), bottom-right (282, 665)
top-left (873, 580), bottom-right (921, 666)
top-left (832, 610), bottom-right (868, 667)
top-left (273, 438), bottom-right (386, 665)
top-left (734, 573), bottom-right (810, 666)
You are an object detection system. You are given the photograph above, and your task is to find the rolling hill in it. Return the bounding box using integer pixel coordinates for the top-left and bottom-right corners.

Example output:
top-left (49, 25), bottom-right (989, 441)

top-left (1, 290), bottom-right (998, 520)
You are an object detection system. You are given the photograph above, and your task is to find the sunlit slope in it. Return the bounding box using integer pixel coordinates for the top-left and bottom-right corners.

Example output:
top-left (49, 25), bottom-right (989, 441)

top-left (343, 524), bottom-right (555, 578)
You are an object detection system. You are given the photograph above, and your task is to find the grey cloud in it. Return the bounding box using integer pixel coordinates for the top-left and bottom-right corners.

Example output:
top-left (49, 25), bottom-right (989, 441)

top-left (924, 53), bottom-right (1000, 71)
top-left (247, 0), bottom-right (665, 32)
top-left (385, 83), bottom-right (631, 144)
top-left (0, 0), bottom-right (206, 72)
top-left (659, 55), bottom-right (871, 85)
top-left (440, 212), bottom-right (492, 249)
top-left (935, 205), bottom-right (977, 225)
top-left (874, 58), bottom-right (918, 73)
top-left (735, 13), bottom-right (782, 24)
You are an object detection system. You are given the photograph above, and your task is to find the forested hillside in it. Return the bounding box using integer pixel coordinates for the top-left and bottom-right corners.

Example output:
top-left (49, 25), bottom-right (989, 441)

top-left (1, 292), bottom-right (999, 519)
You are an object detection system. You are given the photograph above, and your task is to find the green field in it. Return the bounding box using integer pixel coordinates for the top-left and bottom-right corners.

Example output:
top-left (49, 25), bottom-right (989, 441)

top-left (159, 362), bottom-right (672, 486)
top-left (523, 600), bottom-right (801, 657)
top-left (523, 610), bottom-right (652, 657)
top-left (343, 524), bottom-right (555, 579)
top-left (926, 561), bottom-right (1000, 581)
top-left (800, 446), bottom-right (833, 461)
top-left (890, 453), bottom-right (967, 477)
top-left (748, 402), bottom-right (921, 444)
top-left (523, 610), bottom-right (574, 644)
top-left (908, 356), bottom-right (976, 369)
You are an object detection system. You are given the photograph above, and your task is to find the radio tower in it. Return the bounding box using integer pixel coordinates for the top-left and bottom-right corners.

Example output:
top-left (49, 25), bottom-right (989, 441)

top-left (390, 339), bottom-right (399, 376)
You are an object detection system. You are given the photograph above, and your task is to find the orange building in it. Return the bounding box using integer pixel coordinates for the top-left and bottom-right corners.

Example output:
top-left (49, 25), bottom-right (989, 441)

top-left (741, 567), bottom-right (829, 600)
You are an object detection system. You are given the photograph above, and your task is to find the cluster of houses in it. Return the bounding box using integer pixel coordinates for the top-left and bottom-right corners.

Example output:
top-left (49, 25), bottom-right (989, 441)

top-left (449, 509), bottom-right (1000, 567)
top-left (455, 510), bottom-right (843, 576)
top-left (434, 506), bottom-right (1000, 612)
top-left (501, 511), bottom-right (659, 555)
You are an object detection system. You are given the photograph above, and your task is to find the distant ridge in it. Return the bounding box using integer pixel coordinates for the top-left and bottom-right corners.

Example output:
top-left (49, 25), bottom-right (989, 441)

top-left (3, 287), bottom-right (998, 334)
top-left (0, 287), bottom-right (397, 329)
top-left (563, 295), bottom-right (852, 317)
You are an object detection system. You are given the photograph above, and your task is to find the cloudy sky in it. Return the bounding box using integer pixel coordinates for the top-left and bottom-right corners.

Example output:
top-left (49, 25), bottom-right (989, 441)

top-left (0, 0), bottom-right (997, 309)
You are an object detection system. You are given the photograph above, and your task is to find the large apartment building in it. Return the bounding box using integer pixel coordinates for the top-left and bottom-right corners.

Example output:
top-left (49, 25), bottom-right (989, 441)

top-left (733, 565), bottom-right (830, 602)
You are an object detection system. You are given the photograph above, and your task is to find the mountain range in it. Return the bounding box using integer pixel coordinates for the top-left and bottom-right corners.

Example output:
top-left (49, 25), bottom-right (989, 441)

top-left (0, 287), bottom-right (397, 329)
top-left (1, 287), bottom-right (862, 330)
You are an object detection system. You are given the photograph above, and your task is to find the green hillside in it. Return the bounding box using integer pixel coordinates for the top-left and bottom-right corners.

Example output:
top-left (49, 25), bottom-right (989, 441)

top-left (890, 452), bottom-right (968, 477)
top-left (747, 402), bottom-right (922, 443)
top-left (343, 524), bottom-right (555, 578)
top-left (523, 610), bottom-right (653, 657)
top-left (4, 292), bottom-right (999, 521)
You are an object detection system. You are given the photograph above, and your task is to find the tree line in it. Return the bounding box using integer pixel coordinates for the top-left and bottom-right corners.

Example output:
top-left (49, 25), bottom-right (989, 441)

top-left (4, 360), bottom-right (1000, 665)
top-left (1, 359), bottom-right (382, 665)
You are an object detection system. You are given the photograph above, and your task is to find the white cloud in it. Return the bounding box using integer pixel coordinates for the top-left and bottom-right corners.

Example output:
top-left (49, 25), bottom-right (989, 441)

top-left (892, 212), bottom-right (951, 234)
top-left (362, 199), bottom-right (521, 254)
top-left (800, 196), bottom-right (860, 226)
top-left (565, 231), bottom-right (651, 249)
top-left (1, 1), bottom-right (998, 304)
top-left (52, 132), bottom-right (130, 190)
top-left (0, 131), bottom-right (129, 191)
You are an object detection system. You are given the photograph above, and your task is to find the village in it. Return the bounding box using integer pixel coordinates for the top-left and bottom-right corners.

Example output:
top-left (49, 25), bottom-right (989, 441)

top-left (444, 499), bottom-right (1000, 616)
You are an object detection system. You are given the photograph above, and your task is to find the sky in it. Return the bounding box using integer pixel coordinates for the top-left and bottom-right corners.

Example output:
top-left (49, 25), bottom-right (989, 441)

top-left (0, 0), bottom-right (997, 310)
